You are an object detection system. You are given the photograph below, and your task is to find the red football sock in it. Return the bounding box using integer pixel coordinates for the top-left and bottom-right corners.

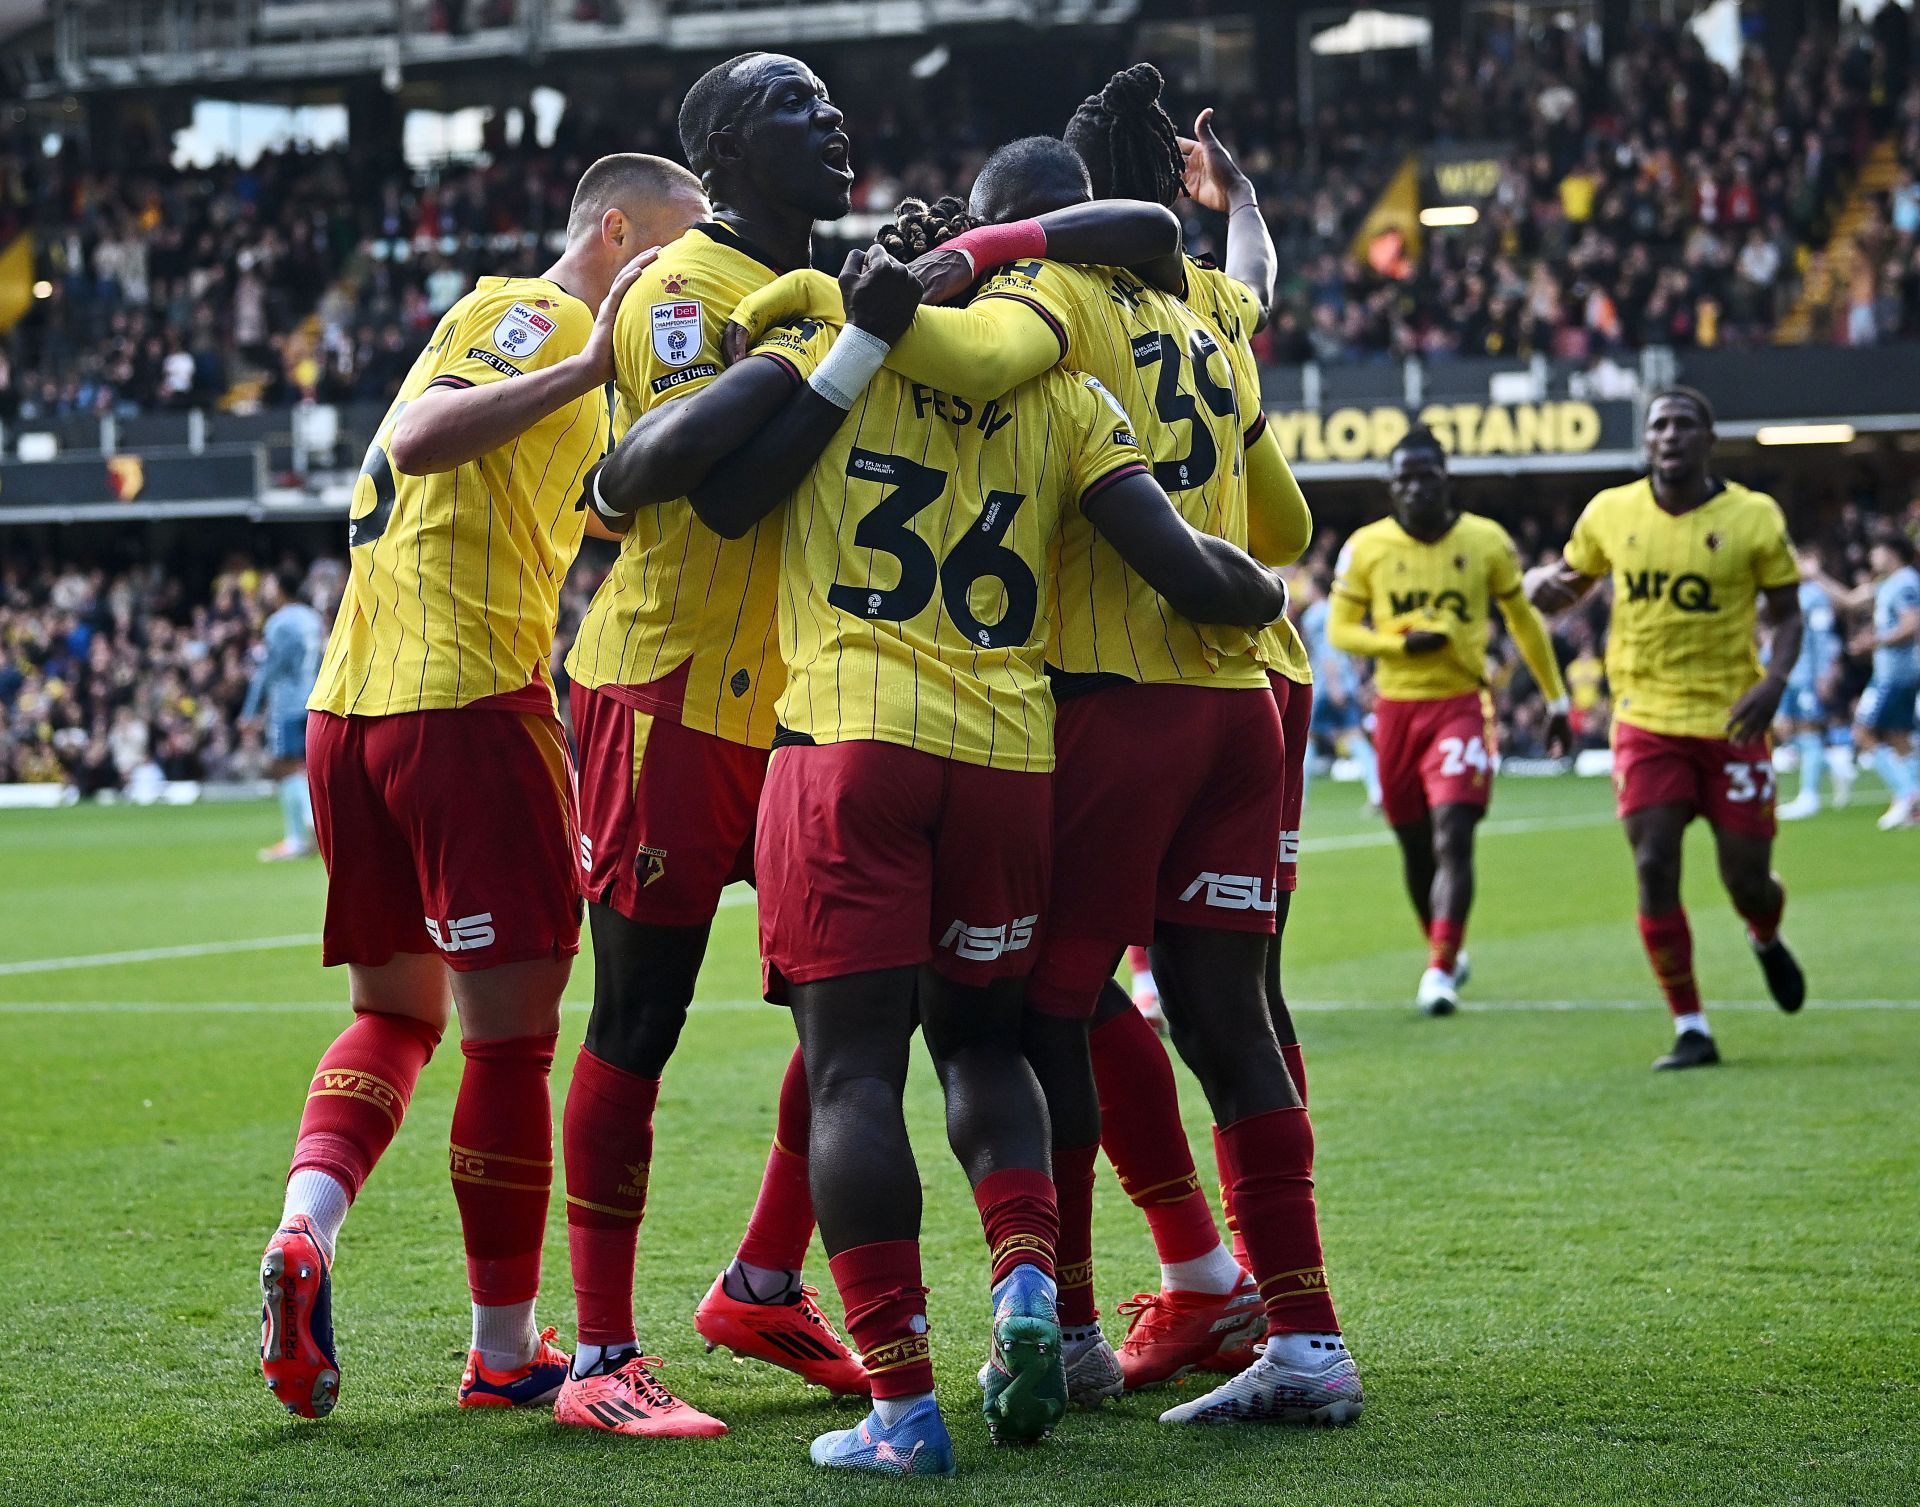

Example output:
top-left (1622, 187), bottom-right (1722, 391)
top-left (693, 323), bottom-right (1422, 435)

top-left (1052, 1142), bottom-right (1100, 1327)
top-left (1736, 874), bottom-right (1785, 945)
top-left (562, 1047), bottom-right (659, 1345)
top-left (1210, 1125), bottom-right (1248, 1272)
top-left (1428, 916), bottom-right (1465, 975)
top-left (736, 1044), bottom-right (815, 1271)
top-left (1091, 1008), bottom-right (1219, 1264)
top-left (1219, 1107), bottom-right (1341, 1336)
top-left (289, 1010), bottom-right (442, 1198)
top-left (829, 1240), bottom-right (934, 1399)
top-left (1638, 909), bottom-right (1702, 1018)
top-left (1283, 1041), bottom-right (1308, 1106)
top-left (975, 1167), bottom-right (1058, 1286)
top-left (450, 1031), bottom-right (557, 1309)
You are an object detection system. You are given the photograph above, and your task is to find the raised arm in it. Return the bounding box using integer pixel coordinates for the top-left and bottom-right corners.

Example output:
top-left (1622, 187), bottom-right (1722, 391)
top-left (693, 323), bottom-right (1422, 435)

top-left (388, 251), bottom-right (654, 475)
top-left (1179, 108), bottom-right (1276, 329)
top-left (1728, 583), bottom-right (1803, 742)
top-left (905, 199), bottom-right (1182, 305)
top-left (1082, 470), bottom-right (1287, 628)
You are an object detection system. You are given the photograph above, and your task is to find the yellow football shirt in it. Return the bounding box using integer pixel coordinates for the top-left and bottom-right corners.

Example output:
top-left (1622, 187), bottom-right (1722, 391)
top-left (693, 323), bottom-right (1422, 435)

top-left (749, 320), bottom-right (1150, 772)
top-left (1332, 512), bottom-right (1531, 701)
top-left (1182, 257), bottom-right (1313, 685)
top-left (1563, 477), bottom-right (1798, 737)
top-left (565, 222), bottom-right (792, 747)
top-left (310, 276), bottom-right (603, 717)
top-left (954, 258), bottom-right (1270, 691)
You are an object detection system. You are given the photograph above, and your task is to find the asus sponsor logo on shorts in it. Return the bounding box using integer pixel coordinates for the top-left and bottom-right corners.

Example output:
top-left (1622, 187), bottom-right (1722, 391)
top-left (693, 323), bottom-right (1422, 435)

top-left (426, 913), bottom-right (497, 952)
top-left (1179, 872), bottom-right (1278, 912)
top-left (939, 914), bottom-right (1037, 963)
top-left (465, 347), bottom-right (525, 379)
top-left (649, 362), bottom-right (718, 395)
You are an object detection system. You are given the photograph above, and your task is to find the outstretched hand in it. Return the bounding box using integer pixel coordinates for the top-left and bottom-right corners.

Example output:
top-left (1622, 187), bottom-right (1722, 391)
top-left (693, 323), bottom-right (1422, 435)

top-left (580, 246), bottom-right (660, 386)
top-left (1179, 107), bottom-right (1253, 213)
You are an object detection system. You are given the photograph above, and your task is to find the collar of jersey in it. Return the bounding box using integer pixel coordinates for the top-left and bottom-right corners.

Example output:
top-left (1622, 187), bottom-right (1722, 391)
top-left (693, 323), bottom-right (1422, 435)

top-left (1640, 474), bottom-right (1731, 518)
top-left (693, 220), bottom-right (789, 274)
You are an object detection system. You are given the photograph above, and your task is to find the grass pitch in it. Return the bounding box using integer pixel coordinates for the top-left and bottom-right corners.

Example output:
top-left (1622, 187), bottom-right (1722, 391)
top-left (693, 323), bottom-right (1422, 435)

top-left (1, 777), bottom-right (1916, 1506)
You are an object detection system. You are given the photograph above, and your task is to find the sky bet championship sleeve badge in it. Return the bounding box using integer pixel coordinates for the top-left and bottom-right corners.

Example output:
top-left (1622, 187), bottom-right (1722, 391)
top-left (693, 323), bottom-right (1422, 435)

top-left (652, 299), bottom-right (703, 367)
top-left (491, 301), bottom-right (557, 361)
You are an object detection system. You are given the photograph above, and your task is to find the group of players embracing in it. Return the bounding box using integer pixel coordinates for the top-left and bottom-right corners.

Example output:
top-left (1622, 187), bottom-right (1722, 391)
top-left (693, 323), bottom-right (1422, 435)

top-left (258, 44), bottom-right (1813, 1479)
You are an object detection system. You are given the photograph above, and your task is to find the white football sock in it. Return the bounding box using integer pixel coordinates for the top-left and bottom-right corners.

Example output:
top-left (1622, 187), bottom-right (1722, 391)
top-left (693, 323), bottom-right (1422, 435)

top-left (1674, 1011), bottom-right (1711, 1038)
top-left (1263, 1331), bottom-right (1345, 1369)
top-left (873, 1390), bottom-right (933, 1426)
top-left (280, 1168), bottom-right (350, 1259)
top-left (724, 1257), bottom-right (802, 1305)
top-left (1161, 1241), bottom-right (1243, 1296)
top-left (472, 1299), bottom-right (538, 1370)
top-left (571, 1340), bottom-right (638, 1380)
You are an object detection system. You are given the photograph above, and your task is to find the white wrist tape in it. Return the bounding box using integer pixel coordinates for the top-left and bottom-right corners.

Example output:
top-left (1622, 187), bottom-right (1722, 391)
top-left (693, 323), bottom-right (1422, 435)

top-left (808, 324), bottom-right (891, 410)
top-left (1263, 574), bottom-right (1291, 627)
top-left (1546, 695), bottom-right (1571, 717)
top-left (591, 466), bottom-right (626, 521)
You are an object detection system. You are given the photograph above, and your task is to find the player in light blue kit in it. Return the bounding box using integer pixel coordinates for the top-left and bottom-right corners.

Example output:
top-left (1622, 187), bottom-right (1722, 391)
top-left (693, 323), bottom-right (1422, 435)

top-left (1775, 548), bottom-right (1851, 820)
top-left (1299, 570), bottom-right (1381, 809)
top-left (242, 566), bottom-right (326, 861)
top-left (1823, 532), bottom-right (1920, 830)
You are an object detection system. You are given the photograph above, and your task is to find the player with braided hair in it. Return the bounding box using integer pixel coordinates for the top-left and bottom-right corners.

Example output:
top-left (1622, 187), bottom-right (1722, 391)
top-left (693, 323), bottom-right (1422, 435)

top-left (872, 195), bottom-right (978, 260)
top-left (1063, 62), bottom-right (1186, 212)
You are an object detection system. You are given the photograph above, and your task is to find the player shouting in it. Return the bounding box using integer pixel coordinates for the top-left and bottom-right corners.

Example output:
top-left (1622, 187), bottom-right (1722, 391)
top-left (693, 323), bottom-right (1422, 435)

top-left (1330, 428), bottom-right (1570, 1016)
top-left (258, 153), bottom-right (705, 1419)
top-left (613, 224), bottom-right (1288, 1470)
top-left (1528, 388), bottom-right (1807, 1069)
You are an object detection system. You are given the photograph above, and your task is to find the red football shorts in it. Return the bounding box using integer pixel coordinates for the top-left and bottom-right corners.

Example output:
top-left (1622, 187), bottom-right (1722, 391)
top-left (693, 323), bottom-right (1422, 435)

top-left (755, 739), bottom-right (1052, 998)
top-left (1373, 690), bottom-right (1496, 828)
top-left (571, 680), bottom-right (767, 926)
top-left (1271, 672), bottom-right (1312, 892)
top-left (1612, 720), bottom-right (1777, 838)
top-left (1027, 682), bottom-right (1284, 1019)
top-left (308, 707), bottom-right (581, 971)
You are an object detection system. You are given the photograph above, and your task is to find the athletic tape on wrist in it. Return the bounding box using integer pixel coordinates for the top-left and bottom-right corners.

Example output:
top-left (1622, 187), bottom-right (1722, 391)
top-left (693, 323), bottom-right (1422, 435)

top-left (941, 218), bottom-right (1047, 277)
top-left (591, 467), bottom-right (625, 521)
top-left (807, 324), bottom-right (891, 410)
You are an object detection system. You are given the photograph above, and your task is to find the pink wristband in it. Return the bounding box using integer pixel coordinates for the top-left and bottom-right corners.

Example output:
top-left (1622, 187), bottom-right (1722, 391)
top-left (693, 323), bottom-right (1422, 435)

top-left (942, 218), bottom-right (1048, 277)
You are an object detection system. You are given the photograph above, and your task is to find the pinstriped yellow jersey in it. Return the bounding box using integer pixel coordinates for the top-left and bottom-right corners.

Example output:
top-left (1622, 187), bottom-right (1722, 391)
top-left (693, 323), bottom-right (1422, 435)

top-left (310, 276), bottom-right (604, 718)
top-left (565, 222), bottom-right (790, 747)
top-left (1333, 513), bottom-right (1530, 701)
top-left (972, 259), bottom-right (1269, 691)
top-left (1564, 477), bottom-right (1798, 736)
top-left (1182, 257), bottom-right (1313, 685)
top-left (750, 320), bottom-right (1150, 772)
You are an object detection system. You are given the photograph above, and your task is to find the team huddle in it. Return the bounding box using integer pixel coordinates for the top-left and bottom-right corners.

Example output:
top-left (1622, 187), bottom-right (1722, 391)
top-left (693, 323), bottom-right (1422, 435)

top-left (258, 52), bottom-right (1812, 1477)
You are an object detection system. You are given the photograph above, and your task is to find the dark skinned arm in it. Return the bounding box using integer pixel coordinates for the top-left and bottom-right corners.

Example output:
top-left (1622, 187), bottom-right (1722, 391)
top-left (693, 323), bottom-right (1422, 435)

top-left (1727, 583), bottom-right (1803, 742)
top-left (684, 363), bottom-right (849, 539)
top-left (1082, 471), bottom-right (1286, 628)
top-left (904, 199), bottom-right (1182, 304)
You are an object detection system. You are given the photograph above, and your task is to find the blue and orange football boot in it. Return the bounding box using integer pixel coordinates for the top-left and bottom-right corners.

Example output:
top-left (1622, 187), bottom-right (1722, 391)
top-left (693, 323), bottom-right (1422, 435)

top-left (457, 1326), bottom-right (571, 1408)
top-left (693, 1273), bottom-right (868, 1396)
top-left (810, 1396), bottom-right (956, 1477)
top-left (260, 1216), bottom-right (339, 1418)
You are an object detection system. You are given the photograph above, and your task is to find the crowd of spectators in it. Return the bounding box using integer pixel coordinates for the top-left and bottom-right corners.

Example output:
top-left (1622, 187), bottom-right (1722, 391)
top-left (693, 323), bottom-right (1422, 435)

top-left (6, 488), bottom-right (1916, 794)
top-left (2, 14), bottom-right (1916, 425)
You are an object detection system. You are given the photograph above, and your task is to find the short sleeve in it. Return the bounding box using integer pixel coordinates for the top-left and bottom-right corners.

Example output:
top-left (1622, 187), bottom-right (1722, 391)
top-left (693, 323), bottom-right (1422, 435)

top-left (1562, 498), bottom-right (1611, 579)
top-left (1486, 521), bottom-right (1525, 598)
top-left (612, 264), bottom-right (728, 412)
top-left (428, 287), bottom-right (590, 391)
top-left (975, 259), bottom-right (1081, 363)
top-left (1332, 533), bottom-right (1371, 603)
top-left (1058, 371), bottom-right (1150, 507)
top-left (1750, 496), bottom-right (1799, 591)
top-left (746, 317), bottom-right (836, 385)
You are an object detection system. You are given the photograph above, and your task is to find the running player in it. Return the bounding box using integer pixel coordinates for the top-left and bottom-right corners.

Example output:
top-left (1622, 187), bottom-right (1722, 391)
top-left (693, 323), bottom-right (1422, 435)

top-left (1775, 547), bottom-right (1849, 820)
top-left (1330, 428), bottom-right (1571, 1016)
top-left (1817, 532), bottom-right (1920, 828)
top-left (242, 566), bottom-right (325, 862)
top-left (258, 153), bottom-right (704, 1419)
top-left (560, 53), bottom-right (1192, 1431)
top-left (726, 137), bottom-right (1363, 1426)
top-left (1527, 388), bottom-right (1807, 1070)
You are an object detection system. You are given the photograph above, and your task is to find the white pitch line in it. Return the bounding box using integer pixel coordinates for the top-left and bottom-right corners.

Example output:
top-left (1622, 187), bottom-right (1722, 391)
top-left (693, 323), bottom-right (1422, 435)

top-left (0, 933), bottom-right (324, 977)
top-left (2, 997), bottom-right (1914, 1015)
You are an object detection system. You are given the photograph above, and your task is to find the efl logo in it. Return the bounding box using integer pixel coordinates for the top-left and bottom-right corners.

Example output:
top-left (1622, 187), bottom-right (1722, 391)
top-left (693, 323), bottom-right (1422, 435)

top-left (426, 913), bottom-right (497, 952)
top-left (939, 914), bottom-right (1037, 963)
top-left (1178, 872), bottom-right (1278, 913)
